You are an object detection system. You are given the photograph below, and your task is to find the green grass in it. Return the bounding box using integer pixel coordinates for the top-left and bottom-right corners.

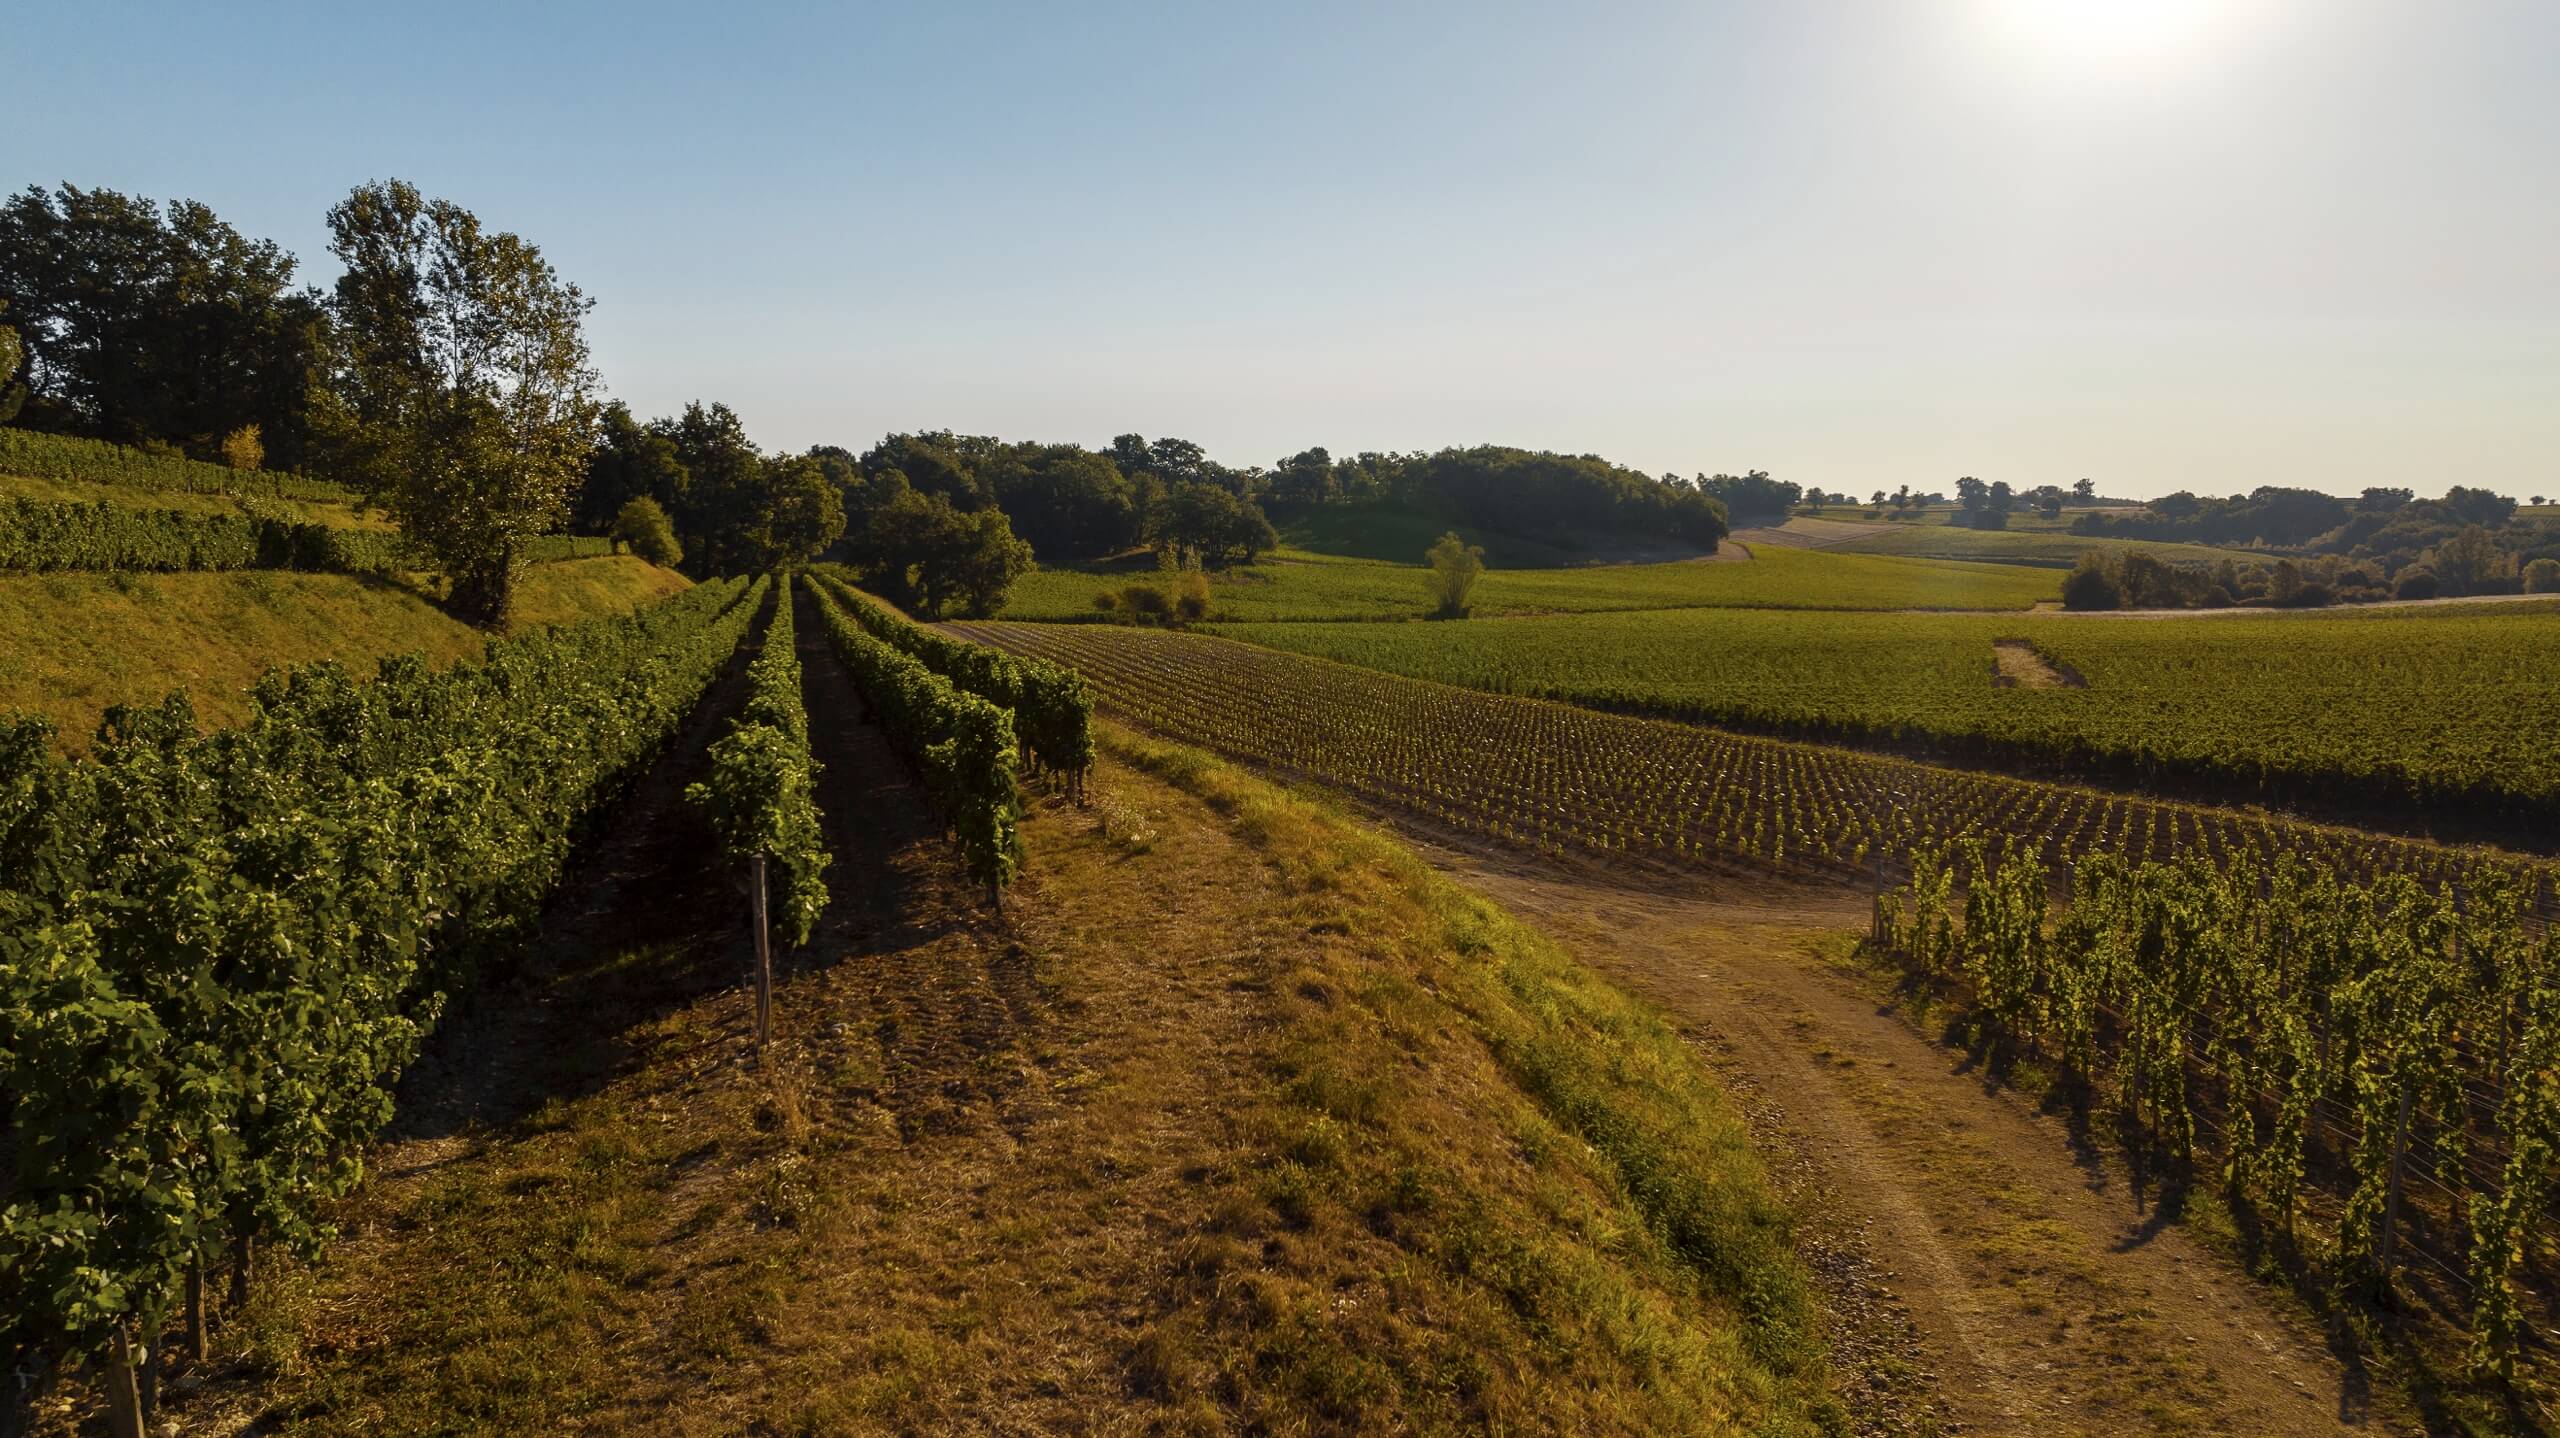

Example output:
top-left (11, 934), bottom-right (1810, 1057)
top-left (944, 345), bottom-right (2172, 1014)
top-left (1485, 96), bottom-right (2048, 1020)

top-left (1795, 517), bottom-right (2252, 569)
top-left (0, 556), bottom-right (692, 747)
top-left (1215, 599), bottom-right (2560, 824)
top-left (1276, 501), bottom-right (1701, 567)
top-left (1002, 543), bottom-right (2060, 622)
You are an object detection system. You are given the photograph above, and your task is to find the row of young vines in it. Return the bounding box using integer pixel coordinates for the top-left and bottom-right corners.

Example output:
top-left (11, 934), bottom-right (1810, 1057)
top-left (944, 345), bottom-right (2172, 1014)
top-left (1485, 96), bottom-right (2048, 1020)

top-left (956, 623), bottom-right (2553, 912)
top-left (0, 501), bottom-right (618, 575)
top-left (685, 581), bottom-right (828, 949)
top-left (807, 568), bottom-right (1094, 793)
top-left (0, 574), bottom-right (766, 1431)
top-left (1876, 843), bottom-right (2560, 1382)
top-left (804, 577), bottom-right (1023, 899)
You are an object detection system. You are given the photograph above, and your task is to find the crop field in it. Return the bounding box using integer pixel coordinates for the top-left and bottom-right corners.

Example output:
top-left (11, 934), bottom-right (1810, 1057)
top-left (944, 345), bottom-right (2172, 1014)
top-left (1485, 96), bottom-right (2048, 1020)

top-left (1754, 513), bottom-right (2250, 568)
top-left (951, 620), bottom-right (2553, 908)
top-left (1214, 600), bottom-right (2560, 834)
top-left (997, 541), bottom-right (2061, 622)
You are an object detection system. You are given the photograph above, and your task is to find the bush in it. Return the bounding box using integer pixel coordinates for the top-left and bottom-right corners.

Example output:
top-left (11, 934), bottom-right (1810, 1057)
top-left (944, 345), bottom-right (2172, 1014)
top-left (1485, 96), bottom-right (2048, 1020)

top-left (2393, 567), bottom-right (2439, 600)
top-left (1964, 508), bottom-right (2009, 531)
top-left (2527, 557), bottom-right (2560, 594)
top-left (1119, 583), bottom-right (1171, 621)
top-left (2059, 555), bottom-right (2121, 611)
top-left (1173, 570), bottom-right (1211, 623)
top-left (1426, 530), bottom-right (1487, 618)
top-left (219, 424), bottom-right (265, 471)
top-left (2280, 582), bottom-right (2336, 609)
top-left (610, 496), bottom-right (683, 567)
top-left (1091, 589), bottom-right (1118, 612)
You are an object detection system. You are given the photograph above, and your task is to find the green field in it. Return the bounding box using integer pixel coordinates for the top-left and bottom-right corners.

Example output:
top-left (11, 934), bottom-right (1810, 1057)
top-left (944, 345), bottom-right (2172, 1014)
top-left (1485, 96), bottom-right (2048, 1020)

top-left (1213, 599), bottom-right (2560, 828)
top-left (1000, 542), bottom-right (2062, 622)
top-left (1760, 514), bottom-right (2253, 569)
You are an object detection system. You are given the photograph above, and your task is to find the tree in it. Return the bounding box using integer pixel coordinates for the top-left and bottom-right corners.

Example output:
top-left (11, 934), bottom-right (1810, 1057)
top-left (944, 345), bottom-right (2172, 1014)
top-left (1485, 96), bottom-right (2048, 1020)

top-left (575, 401), bottom-right (688, 533)
top-left (2358, 487), bottom-right (2414, 514)
top-left (219, 423), bottom-right (263, 471)
top-left (656, 401), bottom-right (766, 572)
top-left (1426, 531), bottom-right (1486, 618)
top-left (844, 485), bottom-right (1032, 617)
top-left (0, 298), bottom-right (25, 423)
top-left (1871, 490), bottom-right (1887, 506)
top-left (611, 496), bottom-right (682, 567)
top-left (2061, 556), bottom-right (2124, 611)
top-left (1987, 480), bottom-right (2015, 514)
top-left (760, 454), bottom-right (848, 567)
top-left (2440, 485), bottom-right (2518, 528)
top-left (2072, 477), bottom-right (2096, 501)
top-left (0, 184), bottom-right (328, 466)
top-left (1954, 476), bottom-right (1988, 513)
top-left (320, 181), bottom-right (598, 626)
top-left (2429, 525), bottom-right (2515, 594)
top-left (2523, 558), bottom-right (2560, 594)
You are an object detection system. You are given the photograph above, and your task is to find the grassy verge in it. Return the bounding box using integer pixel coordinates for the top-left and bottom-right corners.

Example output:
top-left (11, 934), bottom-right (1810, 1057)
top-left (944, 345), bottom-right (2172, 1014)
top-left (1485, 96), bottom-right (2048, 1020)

top-left (0, 556), bottom-right (690, 747)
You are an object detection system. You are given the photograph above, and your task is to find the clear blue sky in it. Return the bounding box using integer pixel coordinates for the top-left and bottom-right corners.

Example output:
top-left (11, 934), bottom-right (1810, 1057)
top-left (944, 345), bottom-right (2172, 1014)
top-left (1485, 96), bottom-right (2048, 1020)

top-left (16, 1), bottom-right (2558, 499)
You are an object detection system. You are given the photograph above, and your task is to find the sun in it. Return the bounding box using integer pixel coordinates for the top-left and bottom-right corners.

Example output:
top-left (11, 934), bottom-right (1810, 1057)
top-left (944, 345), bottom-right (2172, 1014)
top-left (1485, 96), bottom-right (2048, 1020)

top-left (1981, 0), bottom-right (2231, 68)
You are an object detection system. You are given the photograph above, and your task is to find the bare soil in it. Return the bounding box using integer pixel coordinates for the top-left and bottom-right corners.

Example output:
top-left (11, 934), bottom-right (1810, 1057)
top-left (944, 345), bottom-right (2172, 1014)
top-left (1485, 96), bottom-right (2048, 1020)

top-left (1991, 638), bottom-right (2084, 689)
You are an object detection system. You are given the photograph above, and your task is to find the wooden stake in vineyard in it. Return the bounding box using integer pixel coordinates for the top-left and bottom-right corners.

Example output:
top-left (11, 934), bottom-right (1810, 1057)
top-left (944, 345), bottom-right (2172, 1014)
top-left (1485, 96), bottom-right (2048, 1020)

top-left (752, 851), bottom-right (772, 1052)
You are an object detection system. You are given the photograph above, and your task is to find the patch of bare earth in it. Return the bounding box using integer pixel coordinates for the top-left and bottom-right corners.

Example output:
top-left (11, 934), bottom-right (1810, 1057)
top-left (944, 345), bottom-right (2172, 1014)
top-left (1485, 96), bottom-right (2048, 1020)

top-left (1992, 638), bottom-right (2085, 689)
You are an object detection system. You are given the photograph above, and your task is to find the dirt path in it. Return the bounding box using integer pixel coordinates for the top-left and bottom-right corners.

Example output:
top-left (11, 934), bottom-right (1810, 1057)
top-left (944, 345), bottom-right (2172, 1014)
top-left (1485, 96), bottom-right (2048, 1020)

top-left (1991, 638), bottom-right (2083, 689)
top-left (1400, 842), bottom-right (2416, 1436)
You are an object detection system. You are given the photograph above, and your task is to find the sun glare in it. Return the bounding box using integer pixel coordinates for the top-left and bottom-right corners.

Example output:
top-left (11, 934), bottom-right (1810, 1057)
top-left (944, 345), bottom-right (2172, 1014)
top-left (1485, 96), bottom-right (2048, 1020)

top-left (1982, 0), bottom-right (2232, 69)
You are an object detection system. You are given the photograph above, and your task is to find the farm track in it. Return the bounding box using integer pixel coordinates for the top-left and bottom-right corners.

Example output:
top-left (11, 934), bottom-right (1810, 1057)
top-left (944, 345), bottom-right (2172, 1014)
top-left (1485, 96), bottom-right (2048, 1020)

top-left (1095, 714), bottom-right (2421, 1435)
top-left (1403, 837), bottom-right (2410, 1436)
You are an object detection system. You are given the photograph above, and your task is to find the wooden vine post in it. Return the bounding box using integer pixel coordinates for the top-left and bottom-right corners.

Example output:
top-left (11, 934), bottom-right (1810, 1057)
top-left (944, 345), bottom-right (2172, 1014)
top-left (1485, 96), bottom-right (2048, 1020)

top-left (2376, 1082), bottom-right (2415, 1289)
top-left (751, 851), bottom-right (772, 1052)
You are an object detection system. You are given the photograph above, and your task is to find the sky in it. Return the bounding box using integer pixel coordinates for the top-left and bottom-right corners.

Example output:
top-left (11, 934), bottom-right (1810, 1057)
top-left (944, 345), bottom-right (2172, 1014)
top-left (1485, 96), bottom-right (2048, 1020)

top-left (13, 0), bottom-right (2558, 501)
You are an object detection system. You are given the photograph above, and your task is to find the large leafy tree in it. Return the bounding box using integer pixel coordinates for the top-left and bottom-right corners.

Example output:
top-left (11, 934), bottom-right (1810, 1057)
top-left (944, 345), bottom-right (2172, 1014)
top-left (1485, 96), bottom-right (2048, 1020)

top-left (0, 184), bottom-right (325, 465)
top-left (574, 401), bottom-right (689, 533)
top-left (319, 180), bottom-right (599, 626)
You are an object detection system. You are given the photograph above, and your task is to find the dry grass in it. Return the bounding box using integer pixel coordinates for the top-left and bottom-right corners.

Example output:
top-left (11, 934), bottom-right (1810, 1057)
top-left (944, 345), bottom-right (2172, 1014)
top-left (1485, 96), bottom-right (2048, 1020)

top-left (0, 557), bottom-right (690, 748)
top-left (176, 723), bottom-right (1844, 1436)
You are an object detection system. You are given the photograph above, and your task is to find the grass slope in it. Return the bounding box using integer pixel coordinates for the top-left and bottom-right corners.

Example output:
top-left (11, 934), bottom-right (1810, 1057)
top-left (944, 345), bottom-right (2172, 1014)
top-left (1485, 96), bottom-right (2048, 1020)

top-left (195, 731), bottom-right (1845, 1435)
top-left (1002, 543), bottom-right (2058, 622)
top-left (1218, 599), bottom-right (2560, 825)
top-left (0, 555), bottom-right (691, 747)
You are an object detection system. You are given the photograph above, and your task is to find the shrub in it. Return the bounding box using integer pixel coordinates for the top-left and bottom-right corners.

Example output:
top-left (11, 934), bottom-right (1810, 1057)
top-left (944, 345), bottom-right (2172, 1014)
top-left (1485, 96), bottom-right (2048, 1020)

top-left (610, 496), bottom-right (683, 567)
top-left (2526, 557), bottom-right (2560, 594)
top-left (1426, 531), bottom-right (1487, 617)
top-left (2280, 581), bottom-right (2336, 609)
top-left (2058, 556), bottom-right (2121, 611)
top-left (219, 424), bottom-right (265, 472)
top-left (2393, 567), bottom-right (2439, 600)
top-left (1091, 589), bottom-right (1119, 612)
top-left (1173, 570), bottom-right (1212, 624)
top-left (1120, 583), bottom-right (1171, 621)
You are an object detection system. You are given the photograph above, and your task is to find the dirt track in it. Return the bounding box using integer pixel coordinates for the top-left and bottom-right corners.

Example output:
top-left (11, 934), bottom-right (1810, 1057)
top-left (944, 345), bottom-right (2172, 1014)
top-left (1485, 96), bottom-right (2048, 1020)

top-left (1387, 831), bottom-right (2421, 1436)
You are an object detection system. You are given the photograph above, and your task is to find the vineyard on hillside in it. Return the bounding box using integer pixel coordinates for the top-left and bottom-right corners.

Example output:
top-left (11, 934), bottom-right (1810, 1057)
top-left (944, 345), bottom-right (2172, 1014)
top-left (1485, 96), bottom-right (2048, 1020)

top-left (954, 622), bottom-right (2557, 913)
top-left (993, 542), bottom-right (2061, 623)
top-left (0, 576), bottom-right (767, 1423)
top-left (1219, 600), bottom-right (2560, 836)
